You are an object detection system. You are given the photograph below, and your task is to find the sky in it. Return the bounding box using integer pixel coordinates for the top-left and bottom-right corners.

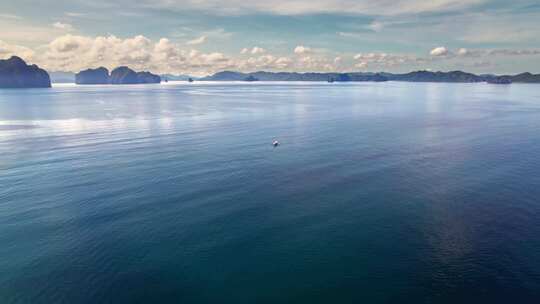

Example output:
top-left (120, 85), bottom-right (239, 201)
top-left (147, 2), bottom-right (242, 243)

top-left (0, 0), bottom-right (539, 76)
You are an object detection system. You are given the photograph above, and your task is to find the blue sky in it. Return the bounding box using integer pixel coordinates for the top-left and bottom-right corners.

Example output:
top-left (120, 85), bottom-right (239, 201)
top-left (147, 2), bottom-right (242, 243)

top-left (1, 0), bottom-right (539, 75)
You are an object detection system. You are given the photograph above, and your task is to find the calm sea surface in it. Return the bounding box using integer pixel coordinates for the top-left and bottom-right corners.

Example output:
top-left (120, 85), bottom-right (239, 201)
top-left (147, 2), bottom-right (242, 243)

top-left (1, 82), bottom-right (540, 303)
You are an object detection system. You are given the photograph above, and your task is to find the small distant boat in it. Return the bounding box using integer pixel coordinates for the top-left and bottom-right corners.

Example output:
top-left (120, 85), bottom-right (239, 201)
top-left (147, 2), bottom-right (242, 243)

top-left (272, 140), bottom-right (280, 147)
top-left (188, 78), bottom-right (194, 83)
top-left (327, 77), bottom-right (335, 83)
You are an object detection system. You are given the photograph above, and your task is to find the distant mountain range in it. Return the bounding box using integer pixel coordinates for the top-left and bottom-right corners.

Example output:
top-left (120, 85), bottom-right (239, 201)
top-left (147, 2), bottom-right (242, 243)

top-left (3, 56), bottom-right (540, 88)
top-left (49, 70), bottom-right (540, 84)
top-left (201, 70), bottom-right (540, 83)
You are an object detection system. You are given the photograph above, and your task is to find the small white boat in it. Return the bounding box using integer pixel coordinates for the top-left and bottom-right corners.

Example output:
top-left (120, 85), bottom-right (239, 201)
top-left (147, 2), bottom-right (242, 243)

top-left (272, 140), bottom-right (280, 147)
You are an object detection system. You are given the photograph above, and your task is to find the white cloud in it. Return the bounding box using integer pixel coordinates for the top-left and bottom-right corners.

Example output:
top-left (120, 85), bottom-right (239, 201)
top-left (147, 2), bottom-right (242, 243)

top-left (457, 48), bottom-right (468, 56)
top-left (294, 45), bottom-right (311, 54)
top-left (355, 62), bottom-right (368, 69)
top-left (200, 52), bottom-right (228, 62)
top-left (0, 40), bottom-right (34, 60)
top-left (354, 52), bottom-right (418, 68)
top-left (40, 34), bottom-right (156, 71)
top-left (441, 47), bottom-right (540, 58)
top-left (275, 57), bottom-right (293, 68)
top-left (241, 47), bottom-right (266, 55)
top-left (250, 46), bottom-right (266, 54)
top-left (52, 22), bottom-right (74, 31)
top-left (368, 21), bottom-right (384, 32)
top-left (65, 12), bottom-right (86, 17)
top-left (186, 35), bottom-right (207, 45)
top-left (10, 34), bottom-right (246, 75)
top-left (0, 14), bottom-right (22, 20)
top-left (487, 49), bottom-right (540, 56)
top-left (242, 54), bottom-right (276, 69)
top-left (430, 46), bottom-right (448, 56)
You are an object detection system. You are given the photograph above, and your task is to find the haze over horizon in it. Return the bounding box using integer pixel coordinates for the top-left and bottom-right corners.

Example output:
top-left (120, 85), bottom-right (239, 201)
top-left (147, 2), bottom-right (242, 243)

top-left (1, 0), bottom-right (539, 76)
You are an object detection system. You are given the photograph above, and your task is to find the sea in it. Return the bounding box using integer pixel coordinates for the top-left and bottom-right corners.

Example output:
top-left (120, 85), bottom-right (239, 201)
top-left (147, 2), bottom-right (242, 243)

top-left (1, 82), bottom-right (539, 303)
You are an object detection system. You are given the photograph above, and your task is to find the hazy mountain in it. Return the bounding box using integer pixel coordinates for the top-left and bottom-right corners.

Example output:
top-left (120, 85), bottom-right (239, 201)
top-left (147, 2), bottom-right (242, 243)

top-left (201, 71), bottom-right (389, 82)
top-left (49, 71), bottom-right (75, 83)
top-left (386, 70), bottom-right (482, 82)
top-left (507, 72), bottom-right (540, 83)
top-left (201, 70), bottom-right (540, 83)
top-left (201, 71), bottom-right (248, 81)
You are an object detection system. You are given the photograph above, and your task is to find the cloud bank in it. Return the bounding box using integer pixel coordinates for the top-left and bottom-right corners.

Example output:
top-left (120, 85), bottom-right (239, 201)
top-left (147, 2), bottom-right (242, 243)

top-left (1, 35), bottom-right (539, 75)
top-left (0, 35), bottom-right (332, 75)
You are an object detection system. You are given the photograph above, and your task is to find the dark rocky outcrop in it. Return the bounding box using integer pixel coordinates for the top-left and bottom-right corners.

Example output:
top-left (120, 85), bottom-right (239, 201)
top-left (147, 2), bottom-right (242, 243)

top-left (135, 71), bottom-right (161, 84)
top-left (76, 66), bottom-right (161, 85)
top-left (75, 67), bottom-right (110, 84)
top-left (0, 56), bottom-right (51, 88)
top-left (108, 66), bottom-right (161, 84)
top-left (110, 67), bottom-right (139, 84)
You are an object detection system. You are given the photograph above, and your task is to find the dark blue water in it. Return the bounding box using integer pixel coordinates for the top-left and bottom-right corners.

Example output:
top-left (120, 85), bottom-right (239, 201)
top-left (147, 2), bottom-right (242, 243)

top-left (1, 82), bottom-right (540, 303)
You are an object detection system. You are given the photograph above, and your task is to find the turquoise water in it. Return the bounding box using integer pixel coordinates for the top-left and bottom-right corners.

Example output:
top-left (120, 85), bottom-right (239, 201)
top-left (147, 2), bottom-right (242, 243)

top-left (1, 82), bottom-right (540, 303)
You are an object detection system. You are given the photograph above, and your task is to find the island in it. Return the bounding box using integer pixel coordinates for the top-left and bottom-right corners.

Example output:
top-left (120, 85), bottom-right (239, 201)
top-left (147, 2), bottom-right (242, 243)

top-left (0, 56), bottom-right (51, 88)
top-left (75, 66), bottom-right (161, 85)
top-left (134, 71), bottom-right (161, 84)
top-left (76, 67), bottom-right (110, 84)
